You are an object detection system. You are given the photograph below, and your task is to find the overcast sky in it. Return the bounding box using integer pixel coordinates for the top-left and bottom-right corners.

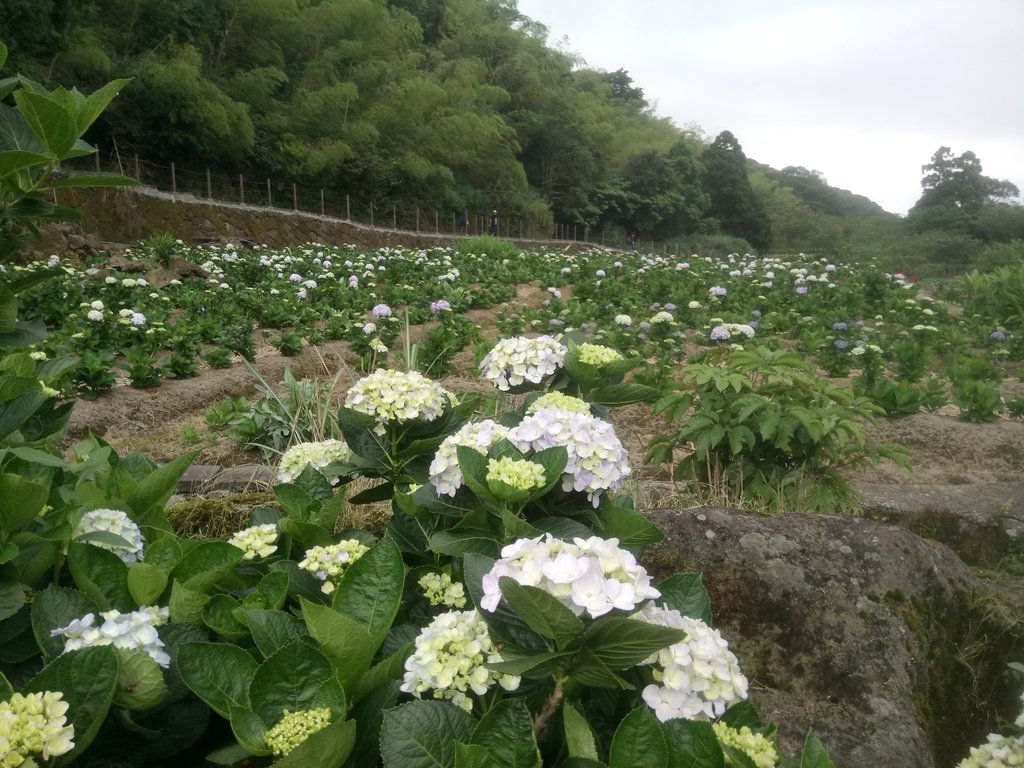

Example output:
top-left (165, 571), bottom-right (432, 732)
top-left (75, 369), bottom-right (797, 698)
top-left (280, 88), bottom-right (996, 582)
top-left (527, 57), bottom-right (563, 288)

top-left (514, 0), bottom-right (1024, 215)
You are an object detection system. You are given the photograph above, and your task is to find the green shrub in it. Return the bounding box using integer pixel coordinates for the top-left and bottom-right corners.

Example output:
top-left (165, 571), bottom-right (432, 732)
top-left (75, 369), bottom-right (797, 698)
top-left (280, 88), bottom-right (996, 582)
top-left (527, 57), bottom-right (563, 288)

top-left (455, 234), bottom-right (519, 261)
top-left (647, 345), bottom-right (908, 513)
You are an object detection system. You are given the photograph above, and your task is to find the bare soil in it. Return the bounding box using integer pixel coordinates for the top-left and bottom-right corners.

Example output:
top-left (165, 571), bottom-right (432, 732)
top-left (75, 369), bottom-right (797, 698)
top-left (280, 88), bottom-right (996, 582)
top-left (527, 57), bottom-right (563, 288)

top-left (64, 283), bottom-right (1024, 562)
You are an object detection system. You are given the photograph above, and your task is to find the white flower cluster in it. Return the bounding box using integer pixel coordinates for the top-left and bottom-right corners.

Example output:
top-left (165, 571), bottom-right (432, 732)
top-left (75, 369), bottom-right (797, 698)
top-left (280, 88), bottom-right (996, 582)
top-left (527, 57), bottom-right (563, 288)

top-left (614, 314), bottom-right (632, 326)
top-left (632, 602), bottom-right (748, 722)
top-left (429, 420), bottom-right (509, 496)
top-left (479, 335), bottom-right (567, 391)
top-left (576, 343), bottom-right (624, 366)
top-left (711, 722), bottom-right (778, 768)
top-left (298, 541), bottom-right (369, 595)
top-left (0, 691), bottom-right (75, 765)
top-left (227, 524), bottom-right (279, 560)
top-left (400, 609), bottom-right (520, 712)
top-left (277, 439), bottom-right (353, 484)
top-left (344, 369), bottom-right (451, 433)
top-left (480, 534), bottom-right (660, 619)
top-left (418, 572), bottom-right (467, 608)
top-left (957, 732), bottom-right (1024, 768)
top-left (51, 606), bottom-right (171, 667)
top-left (508, 406), bottom-right (630, 506)
top-left (527, 392), bottom-right (591, 416)
top-left (72, 508), bottom-right (145, 564)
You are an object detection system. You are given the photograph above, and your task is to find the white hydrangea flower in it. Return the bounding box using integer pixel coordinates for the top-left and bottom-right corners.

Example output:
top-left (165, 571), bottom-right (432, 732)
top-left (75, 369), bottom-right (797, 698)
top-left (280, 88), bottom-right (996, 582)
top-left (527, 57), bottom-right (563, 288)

top-left (86, 309), bottom-right (104, 322)
top-left (228, 524), bottom-right (278, 560)
top-left (633, 602), bottom-right (749, 722)
top-left (278, 439), bottom-right (353, 484)
top-left (956, 732), bottom-right (1024, 768)
top-left (298, 540), bottom-right (369, 595)
top-left (345, 369), bottom-right (451, 434)
top-left (401, 609), bottom-right (520, 712)
top-left (418, 572), bottom-right (467, 608)
top-left (73, 508), bottom-right (145, 564)
top-left (651, 311), bottom-right (674, 324)
top-left (480, 534), bottom-right (660, 619)
top-left (508, 406), bottom-right (630, 506)
top-left (51, 606), bottom-right (171, 667)
top-left (576, 343), bottom-right (624, 366)
top-left (429, 420), bottom-right (509, 496)
top-left (614, 314), bottom-right (633, 326)
top-left (0, 691), bottom-right (75, 764)
top-left (527, 392), bottom-right (590, 416)
top-left (479, 336), bottom-right (567, 391)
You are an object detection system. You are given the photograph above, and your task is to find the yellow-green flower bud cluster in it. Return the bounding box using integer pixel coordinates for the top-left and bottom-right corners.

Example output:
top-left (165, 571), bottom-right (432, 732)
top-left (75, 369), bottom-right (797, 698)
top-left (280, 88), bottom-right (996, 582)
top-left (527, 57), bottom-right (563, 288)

top-left (486, 457), bottom-right (545, 492)
top-left (418, 572), bottom-right (467, 608)
top-left (401, 610), bottom-right (520, 712)
top-left (957, 733), bottom-right (1024, 768)
top-left (712, 722), bottom-right (779, 768)
top-left (527, 392), bottom-right (590, 416)
top-left (0, 691), bottom-right (75, 766)
top-left (227, 524), bottom-right (278, 560)
top-left (577, 343), bottom-right (623, 366)
top-left (298, 540), bottom-right (369, 595)
top-left (277, 439), bottom-right (353, 484)
top-left (264, 708), bottom-right (331, 757)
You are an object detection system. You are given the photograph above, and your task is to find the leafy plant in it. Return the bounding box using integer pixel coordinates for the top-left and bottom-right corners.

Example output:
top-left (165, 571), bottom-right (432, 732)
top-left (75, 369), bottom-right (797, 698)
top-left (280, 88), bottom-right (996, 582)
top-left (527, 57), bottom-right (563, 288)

top-left (648, 345), bottom-right (908, 513)
top-left (204, 346), bottom-right (234, 369)
top-left (867, 379), bottom-right (923, 417)
top-left (121, 344), bottom-right (161, 388)
top-left (952, 379), bottom-right (1004, 423)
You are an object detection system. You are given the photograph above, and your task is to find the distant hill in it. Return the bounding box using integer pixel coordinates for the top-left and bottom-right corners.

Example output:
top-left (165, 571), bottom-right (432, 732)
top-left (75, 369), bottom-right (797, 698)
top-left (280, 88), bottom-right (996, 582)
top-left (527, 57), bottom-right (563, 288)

top-left (754, 162), bottom-right (891, 218)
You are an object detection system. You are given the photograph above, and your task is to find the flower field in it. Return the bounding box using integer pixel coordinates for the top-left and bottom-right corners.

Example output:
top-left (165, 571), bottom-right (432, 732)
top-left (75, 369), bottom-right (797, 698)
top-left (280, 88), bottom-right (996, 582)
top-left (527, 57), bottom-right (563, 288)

top-left (2, 239), bottom-right (1024, 767)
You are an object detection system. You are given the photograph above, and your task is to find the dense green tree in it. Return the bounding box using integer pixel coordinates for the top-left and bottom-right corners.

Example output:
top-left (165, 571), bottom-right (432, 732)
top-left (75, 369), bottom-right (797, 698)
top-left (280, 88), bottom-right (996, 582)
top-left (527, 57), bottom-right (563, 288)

top-left (913, 146), bottom-right (1019, 214)
top-left (702, 131), bottom-right (771, 251)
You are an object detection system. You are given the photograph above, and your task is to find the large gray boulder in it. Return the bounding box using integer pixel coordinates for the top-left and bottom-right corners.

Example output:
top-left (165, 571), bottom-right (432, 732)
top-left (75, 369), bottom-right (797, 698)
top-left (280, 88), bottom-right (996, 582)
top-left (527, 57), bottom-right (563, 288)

top-left (642, 507), bottom-right (1023, 768)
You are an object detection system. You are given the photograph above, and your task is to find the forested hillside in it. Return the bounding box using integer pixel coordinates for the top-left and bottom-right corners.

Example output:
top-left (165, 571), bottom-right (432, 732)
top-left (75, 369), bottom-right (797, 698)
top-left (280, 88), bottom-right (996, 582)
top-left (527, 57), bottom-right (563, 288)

top-left (3, 0), bottom-right (1023, 269)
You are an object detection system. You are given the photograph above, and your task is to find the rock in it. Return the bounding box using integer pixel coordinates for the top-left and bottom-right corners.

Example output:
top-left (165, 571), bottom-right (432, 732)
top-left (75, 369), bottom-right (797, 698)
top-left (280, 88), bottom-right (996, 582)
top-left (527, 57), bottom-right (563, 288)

top-left (642, 507), bottom-right (1024, 768)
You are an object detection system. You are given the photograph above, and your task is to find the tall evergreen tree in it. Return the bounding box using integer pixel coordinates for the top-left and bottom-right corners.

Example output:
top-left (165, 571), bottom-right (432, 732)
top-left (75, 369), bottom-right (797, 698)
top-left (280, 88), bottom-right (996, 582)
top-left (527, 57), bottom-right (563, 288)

top-left (702, 131), bottom-right (771, 251)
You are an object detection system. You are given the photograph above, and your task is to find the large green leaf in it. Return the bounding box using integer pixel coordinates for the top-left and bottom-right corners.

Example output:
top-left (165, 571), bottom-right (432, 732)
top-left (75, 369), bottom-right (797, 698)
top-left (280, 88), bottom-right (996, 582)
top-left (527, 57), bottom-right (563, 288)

top-left (66, 541), bottom-right (132, 612)
top-left (75, 78), bottom-right (131, 134)
top-left (799, 731), bottom-right (835, 768)
top-left (112, 648), bottom-right (169, 710)
top-left (351, 643), bottom-right (411, 704)
top-left (578, 617), bottom-right (684, 670)
top-left (0, 102), bottom-right (46, 154)
top-left (230, 703), bottom-right (271, 756)
top-left (498, 577), bottom-right (584, 649)
top-left (381, 699), bottom-right (477, 768)
top-left (202, 594), bottom-right (250, 640)
top-left (590, 384), bottom-right (661, 406)
top-left (169, 579), bottom-right (210, 624)
top-left (0, 149), bottom-right (54, 179)
top-left (301, 598), bottom-right (375, 693)
top-left (274, 718), bottom-right (356, 768)
top-left (0, 472), bottom-right (48, 533)
top-left (0, 578), bottom-right (25, 621)
top-left (31, 584), bottom-right (96, 660)
top-left (350, 679), bottom-right (400, 760)
top-left (563, 700), bottom-right (599, 760)
top-left (662, 719), bottom-right (723, 768)
top-left (242, 608), bottom-right (307, 659)
top-left (12, 90), bottom-right (77, 156)
top-left (248, 638), bottom-right (333, 725)
top-left (127, 561), bottom-right (169, 606)
top-left (608, 708), bottom-right (668, 768)
top-left (468, 699), bottom-right (540, 768)
top-left (656, 574), bottom-right (712, 625)
top-left (170, 541), bottom-right (243, 592)
top-left (25, 646), bottom-right (118, 762)
top-left (456, 744), bottom-right (502, 768)
top-left (128, 451), bottom-right (198, 526)
top-left (332, 535), bottom-right (404, 647)
top-left (177, 642), bottom-right (258, 719)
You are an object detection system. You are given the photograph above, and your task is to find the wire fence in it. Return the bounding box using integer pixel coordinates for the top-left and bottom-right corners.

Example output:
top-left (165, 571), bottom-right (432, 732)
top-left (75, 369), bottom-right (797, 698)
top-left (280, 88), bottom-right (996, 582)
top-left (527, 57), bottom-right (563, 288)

top-left (74, 145), bottom-right (615, 246)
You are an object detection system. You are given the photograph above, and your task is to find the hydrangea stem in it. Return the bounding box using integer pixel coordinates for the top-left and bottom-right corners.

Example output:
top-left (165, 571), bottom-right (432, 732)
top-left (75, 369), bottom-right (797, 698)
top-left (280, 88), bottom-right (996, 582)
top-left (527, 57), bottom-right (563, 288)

top-left (533, 679), bottom-right (564, 740)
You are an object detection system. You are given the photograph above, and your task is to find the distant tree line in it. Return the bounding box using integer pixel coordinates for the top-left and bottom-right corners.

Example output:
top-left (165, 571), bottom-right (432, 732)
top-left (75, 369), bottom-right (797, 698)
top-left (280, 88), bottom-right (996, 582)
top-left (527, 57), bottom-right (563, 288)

top-left (3, 0), bottom-right (1022, 271)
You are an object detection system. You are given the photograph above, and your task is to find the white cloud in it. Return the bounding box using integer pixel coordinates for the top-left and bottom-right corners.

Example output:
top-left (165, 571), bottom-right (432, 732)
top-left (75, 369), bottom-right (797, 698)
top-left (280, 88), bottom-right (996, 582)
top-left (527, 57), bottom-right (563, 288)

top-left (516, 0), bottom-right (1024, 214)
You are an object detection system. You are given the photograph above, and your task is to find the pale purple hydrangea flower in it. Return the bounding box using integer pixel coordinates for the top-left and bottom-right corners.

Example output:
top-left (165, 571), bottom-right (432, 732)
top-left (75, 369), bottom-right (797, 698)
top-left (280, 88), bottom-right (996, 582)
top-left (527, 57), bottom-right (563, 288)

top-left (709, 286), bottom-right (727, 297)
top-left (372, 304), bottom-right (392, 318)
top-left (431, 299), bottom-right (452, 313)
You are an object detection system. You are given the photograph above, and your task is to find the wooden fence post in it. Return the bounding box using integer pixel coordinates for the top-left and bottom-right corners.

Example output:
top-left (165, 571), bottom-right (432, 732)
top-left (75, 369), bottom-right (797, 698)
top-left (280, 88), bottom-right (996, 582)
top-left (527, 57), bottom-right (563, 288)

top-left (320, 189), bottom-right (325, 215)
top-left (292, 183), bottom-right (297, 211)
top-left (392, 207), bottom-right (397, 229)
top-left (346, 195), bottom-right (350, 220)
top-left (240, 175), bottom-right (245, 205)
top-left (206, 169), bottom-right (212, 199)
top-left (267, 179), bottom-right (272, 207)
top-left (171, 162), bottom-right (176, 199)
top-left (134, 154), bottom-right (140, 180)
top-left (370, 201), bottom-right (374, 227)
